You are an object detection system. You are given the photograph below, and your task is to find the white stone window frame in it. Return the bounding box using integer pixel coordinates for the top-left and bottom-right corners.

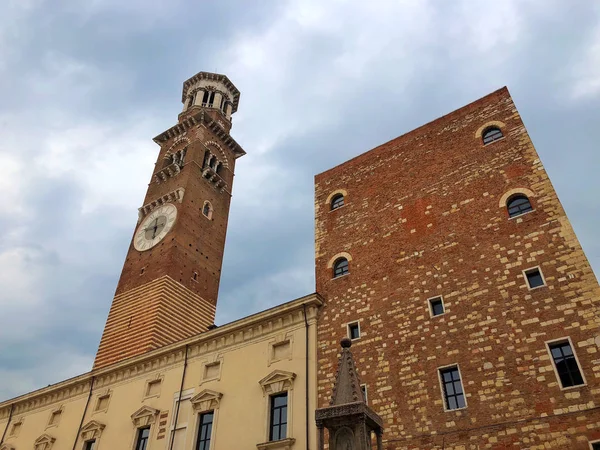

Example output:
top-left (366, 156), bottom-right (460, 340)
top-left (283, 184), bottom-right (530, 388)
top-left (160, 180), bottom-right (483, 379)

top-left (346, 320), bottom-right (361, 341)
top-left (326, 189), bottom-right (348, 212)
top-left (80, 420), bottom-right (106, 450)
top-left (268, 334), bottom-right (294, 366)
top-left (34, 433), bottom-right (56, 450)
top-left (142, 374), bottom-right (164, 401)
top-left (190, 389), bottom-right (223, 450)
top-left (499, 188), bottom-right (536, 220)
top-left (200, 356), bottom-right (224, 385)
top-left (327, 252), bottom-right (352, 280)
top-left (258, 370), bottom-right (296, 448)
top-left (46, 405), bottom-right (64, 429)
top-left (129, 406), bottom-right (159, 450)
top-left (93, 389), bottom-right (112, 414)
top-left (522, 266), bottom-right (547, 291)
top-left (436, 363), bottom-right (468, 413)
top-left (589, 439), bottom-right (600, 450)
top-left (544, 336), bottom-right (587, 391)
top-left (475, 120), bottom-right (506, 146)
top-left (167, 388), bottom-right (195, 450)
top-left (427, 295), bottom-right (446, 318)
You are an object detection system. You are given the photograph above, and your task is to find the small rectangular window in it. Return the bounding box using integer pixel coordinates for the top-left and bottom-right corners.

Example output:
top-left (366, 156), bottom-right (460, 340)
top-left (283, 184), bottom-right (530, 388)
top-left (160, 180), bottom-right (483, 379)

top-left (360, 384), bottom-right (368, 404)
top-left (428, 296), bottom-right (445, 317)
top-left (439, 366), bottom-right (466, 411)
top-left (84, 440), bottom-right (96, 450)
top-left (524, 267), bottom-right (545, 289)
top-left (347, 322), bottom-right (360, 340)
top-left (195, 411), bottom-right (214, 450)
top-left (548, 341), bottom-right (584, 388)
top-left (590, 442), bottom-right (600, 450)
top-left (135, 427), bottom-right (150, 450)
top-left (269, 393), bottom-right (288, 441)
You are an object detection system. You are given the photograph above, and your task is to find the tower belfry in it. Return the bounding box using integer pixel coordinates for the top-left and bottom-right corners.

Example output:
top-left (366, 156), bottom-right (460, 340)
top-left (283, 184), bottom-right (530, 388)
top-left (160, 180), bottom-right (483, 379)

top-left (94, 72), bottom-right (245, 369)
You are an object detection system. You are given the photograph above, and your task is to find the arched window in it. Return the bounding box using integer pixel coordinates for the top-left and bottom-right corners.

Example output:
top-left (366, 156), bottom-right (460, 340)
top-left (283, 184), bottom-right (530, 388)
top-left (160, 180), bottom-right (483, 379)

top-left (507, 194), bottom-right (532, 218)
top-left (482, 127), bottom-right (503, 145)
top-left (333, 258), bottom-right (349, 278)
top-left (202, 202), bottom-right (212, 219)
top-left (330, 194), bottom-right (345, 210)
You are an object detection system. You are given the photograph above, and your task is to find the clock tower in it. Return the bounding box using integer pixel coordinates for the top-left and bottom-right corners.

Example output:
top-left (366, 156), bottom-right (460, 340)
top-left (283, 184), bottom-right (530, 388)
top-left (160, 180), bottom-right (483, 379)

top-left (94, 71), bottom-right (245, 369)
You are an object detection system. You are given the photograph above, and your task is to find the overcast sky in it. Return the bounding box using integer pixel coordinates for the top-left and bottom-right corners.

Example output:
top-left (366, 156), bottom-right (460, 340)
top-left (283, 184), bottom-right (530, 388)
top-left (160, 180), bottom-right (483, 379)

top-left (0, 0), bottom-right (599, 401)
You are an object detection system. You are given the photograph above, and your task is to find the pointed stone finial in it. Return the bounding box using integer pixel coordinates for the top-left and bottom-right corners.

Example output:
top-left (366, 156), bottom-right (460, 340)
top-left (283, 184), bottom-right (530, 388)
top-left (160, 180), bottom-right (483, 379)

top-left (315, 337), bottom-right (384, 450)
top-left (330, 336), bottom-right (365, 406)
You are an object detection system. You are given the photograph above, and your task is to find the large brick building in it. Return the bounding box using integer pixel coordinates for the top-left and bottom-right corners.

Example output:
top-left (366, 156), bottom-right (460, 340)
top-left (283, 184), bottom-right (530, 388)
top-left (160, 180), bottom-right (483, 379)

top-left (315, 87), bottom-right (600, 448)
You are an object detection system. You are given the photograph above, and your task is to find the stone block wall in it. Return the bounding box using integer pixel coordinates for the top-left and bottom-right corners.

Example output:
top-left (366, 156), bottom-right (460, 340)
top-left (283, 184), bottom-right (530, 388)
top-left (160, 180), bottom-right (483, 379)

top-left (314, 87), bottom-right (600, 449)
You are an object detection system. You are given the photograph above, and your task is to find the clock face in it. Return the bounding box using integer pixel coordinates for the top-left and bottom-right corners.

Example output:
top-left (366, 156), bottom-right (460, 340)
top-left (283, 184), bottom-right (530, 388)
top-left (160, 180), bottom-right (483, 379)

top-left (134, 203), bottom-right (178, 251)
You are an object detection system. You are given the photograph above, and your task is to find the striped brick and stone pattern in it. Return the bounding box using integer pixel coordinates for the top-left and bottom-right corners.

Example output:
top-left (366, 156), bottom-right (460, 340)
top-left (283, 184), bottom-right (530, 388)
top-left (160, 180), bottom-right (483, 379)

top-left (314, 87), bottom-right (600, 449)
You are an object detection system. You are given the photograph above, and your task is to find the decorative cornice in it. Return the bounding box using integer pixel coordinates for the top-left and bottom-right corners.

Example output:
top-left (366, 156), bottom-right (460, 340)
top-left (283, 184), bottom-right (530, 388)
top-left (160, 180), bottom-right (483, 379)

top-left (138, 188), bottom-right (185, 221)
top-left (80, 420), bottom-right (106, 441)
top-left (259, 370), bottom-right (296, 396)
top-left (190, 389), bottom-right (223, 413)
top-left (34, 433), bottom-right (56, 449)
top-left (131, 406), bottom-right (160, 428)
top-left (153, 111), bottom-right (246, 159)
top-left (0, 291), bottom-right (322, 419)
top-left (181, 72), bottom-right (240, 113)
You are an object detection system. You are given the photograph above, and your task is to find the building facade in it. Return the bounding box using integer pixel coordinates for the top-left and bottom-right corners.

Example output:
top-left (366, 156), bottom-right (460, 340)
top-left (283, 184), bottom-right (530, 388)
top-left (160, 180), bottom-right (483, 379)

top-left (315, 87), bottom-right (600, 449)
top-left (1, 74), bottom-right (599, 450)
top-left (0, 294), bottom-right (320, 450)
top-left (0, 71), bottom-right (321, 450)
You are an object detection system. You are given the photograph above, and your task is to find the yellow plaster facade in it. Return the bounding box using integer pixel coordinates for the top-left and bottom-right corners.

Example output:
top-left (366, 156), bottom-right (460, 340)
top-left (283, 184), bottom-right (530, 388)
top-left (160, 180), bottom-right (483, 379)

top-left (0, 295), bottom-right (321, 450)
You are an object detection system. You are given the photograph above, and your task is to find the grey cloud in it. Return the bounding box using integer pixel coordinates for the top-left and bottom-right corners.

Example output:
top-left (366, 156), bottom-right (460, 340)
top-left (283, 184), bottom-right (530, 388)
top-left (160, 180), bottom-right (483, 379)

top-left (1, 0), bottom-right (599, 400)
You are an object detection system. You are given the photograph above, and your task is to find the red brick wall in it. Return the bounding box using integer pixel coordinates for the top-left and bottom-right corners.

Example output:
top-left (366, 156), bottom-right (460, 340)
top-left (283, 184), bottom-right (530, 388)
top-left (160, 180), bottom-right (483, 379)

top-left (315, 87), bottom-right (600, 449)
top-left (95, 116), bottom-right (238, 368)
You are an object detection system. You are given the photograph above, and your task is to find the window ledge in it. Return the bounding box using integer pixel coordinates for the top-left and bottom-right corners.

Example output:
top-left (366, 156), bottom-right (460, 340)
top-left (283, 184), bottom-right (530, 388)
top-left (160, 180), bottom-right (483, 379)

top-left (332, 273), bottom-right (350, 281)
top-left (329, 205), bottom-right (345, 213)
top-left (558, 383), bottom-right (587, 391)
top-left (508, 209), bottom-right (536, 220)
top-left (483, 136), bottom-right (505, 146)
top-left (257, 438), bottom-right (296, 450)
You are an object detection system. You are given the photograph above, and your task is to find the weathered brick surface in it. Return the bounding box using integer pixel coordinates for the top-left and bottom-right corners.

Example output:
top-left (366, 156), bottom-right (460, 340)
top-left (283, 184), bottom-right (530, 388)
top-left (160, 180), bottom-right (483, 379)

top-left (314, 87), bottom-right (600, 448)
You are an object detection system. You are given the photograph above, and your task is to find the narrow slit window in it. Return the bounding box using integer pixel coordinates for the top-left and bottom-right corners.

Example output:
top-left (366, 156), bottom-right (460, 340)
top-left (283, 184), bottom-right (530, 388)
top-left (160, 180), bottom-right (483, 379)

top-left (429, 297), bottom-right (445, 317)
top-left (548, 341), bottom-right (584, 388)
top-left (440, 367), bottom-right (466, 410)
top-left (84, 440), bottom-right (96, 450)
top-left (330, 194), bottom-right (345, 210)
top-left (333, 258), bottom-right (349, 278)
top-left (507, 194), bottom-right (533, 218)
top-left (348, 322), bottom-right (360, 340)
top-left (360, 384), bottom-right (368, 404)
top-left (524, 267), bottom-right (545, 289)
top-left (269, 393), bottom-right (288, 441)
top-left (482, 126), bottom-right (503, 144)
